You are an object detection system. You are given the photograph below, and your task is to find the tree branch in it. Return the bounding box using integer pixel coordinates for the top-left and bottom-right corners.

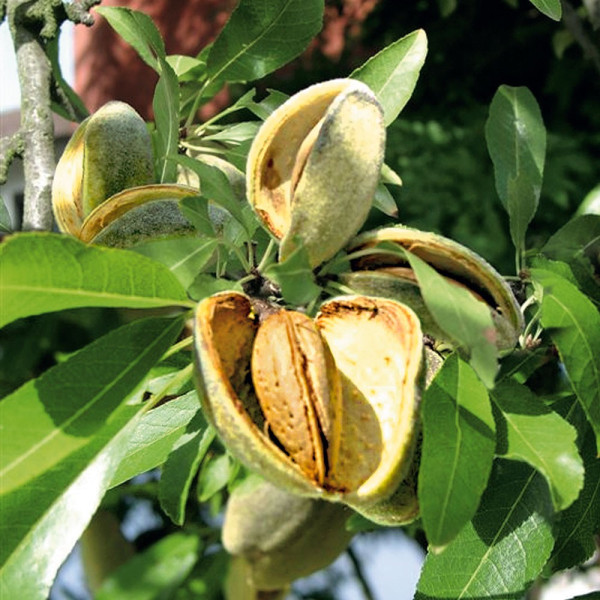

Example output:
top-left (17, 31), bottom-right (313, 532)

top-left (0, 131), bottom-right (24, 185)
top-left (6, 0), bottom-right (100, 231)
top-left (8, 0), bottom-right (56, 230)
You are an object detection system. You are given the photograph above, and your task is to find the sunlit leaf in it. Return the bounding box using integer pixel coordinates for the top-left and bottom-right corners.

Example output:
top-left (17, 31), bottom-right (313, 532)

top-left (158, 413), bottom-right (214, 525)
top-left (95, 7), bottom-right (165, 72)
top-left (485, 86), bottom-right (546, 256)
top-left (109, 391), bottom-right (200, 488)
top-left (491, 379), bottom-right (584, 510)
top-left (0, 233), bottom-right (191, 328)
top-left (96, 533), bottom-right (200, 599)
top-left (197, 453), bottom-right (234, 502)
top-left (416, 460), bottom-right (554, 600)
top-left (351, 29), bottom-right (428, 126)
top-left (207, 0), bottom-right (324, 83)
top-left (403, 249), bottom-right (498, 388)
top-left (0, 316), bottom-right (184, 599)
top-left (373, 184), bottom-right (399, 217)
top-left (531, 268), bottom-right (600, 448)
top-left (419, 355), bottom-right (496, 547)
top-left (153, 57), bottom-right (180, 183)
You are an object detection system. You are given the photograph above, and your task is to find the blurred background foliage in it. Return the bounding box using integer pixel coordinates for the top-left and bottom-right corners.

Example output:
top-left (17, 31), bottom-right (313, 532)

top-left (259, 0), bottom-right (600, 273)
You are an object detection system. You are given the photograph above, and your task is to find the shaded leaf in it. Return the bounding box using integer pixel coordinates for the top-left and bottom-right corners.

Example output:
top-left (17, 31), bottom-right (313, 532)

top-left (207, 0), bottom-right (324, 84)
top-left (179, 196), bottom-right (215, 237)
top-left (531, 268), bottom-right (600, 448)
top-left (187, 274), bottom-right (243, 302)
top-left (153, 57), bottom-right (180, 183)
top-left (403, 249), bottom-right (498, 388)
top-left (264, 243), bottom-right (321, 306)
top-left (109, 392), bottom-right (200, 488)
top-left (529, 0), bottom-right (562, 20)
top-left (158, 413), bottom-right (214, 525)
top-left (491, 379), bottom-right (584, 510)
top-left (551, 430), bottom-right (600, 570)
top-left (197, 453), bottom-right (234, 502)
top-left (0, 316), bottom-right (184, 599)
top-left (419, 354), bottom-right (496, 547)
top-left (133, 237), bottom-right (218, 290)
top-left (0, 233), bottom-right (191, 328)
top-left (0, 197), bottom-right (13, 232)
top-left (95, 7), bottom-right (165, 72)
top-left (373, 184), bottom-right (398, 218)
top-left (173, 155), bottom-right (250, 234)
top-left (485, 86), bottom-right (546, 255)
top-left (351, 29), bottom-right (428, 126)
top-left (96, 533), bottom-right (200, 599)
top-left (416, 460), bottom-right (554, 600)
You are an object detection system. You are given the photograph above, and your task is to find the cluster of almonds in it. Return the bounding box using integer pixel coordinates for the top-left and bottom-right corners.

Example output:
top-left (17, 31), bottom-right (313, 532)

top-left (52, 79), bottom-right (523, 594)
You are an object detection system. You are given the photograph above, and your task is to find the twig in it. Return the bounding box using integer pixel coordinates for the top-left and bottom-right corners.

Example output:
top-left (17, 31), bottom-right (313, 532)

top-left (347, 545), bottom-right (377, 600)
top-left (561, 0), bottom-right (600, 76)
top-left (0, 131), bottom-right (24, 185)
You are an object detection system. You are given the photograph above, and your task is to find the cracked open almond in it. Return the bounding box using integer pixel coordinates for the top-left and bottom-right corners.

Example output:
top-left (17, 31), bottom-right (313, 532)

top-left (193, 291), bottom-right (423, 523)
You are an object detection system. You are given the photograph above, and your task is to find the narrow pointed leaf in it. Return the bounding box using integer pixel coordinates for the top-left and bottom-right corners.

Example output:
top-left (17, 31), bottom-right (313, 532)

top-left (133, 237), bottom-right (218, 290)
top-left (491, 379), bottom-right (584, 510)
top-left (531, 268), bottom-right (600, 448)
top-left (153, 57), bottom-right (181, 183)
top-left (351, 29), bottom-right (428, 126)
top-left (109, 391), bottom-right (200, 488)
top-left (158, 413), bottom-right (214, 525)
top-left (403, 249), bottom-right (498, 388)
top-left (207, 0), bottom-right (324, 84)
top-left (419, 354), bottom-right (496, 547)
top-left (528, 0), bottom-right (562, 20)
top-left (416, 460), bottom-right (554, 600)
top-left (96, 533), bottom-right (200, 600)
top-left (485, 86), bottom-right (546, 254)
top-left (551, 430), bottom-right (600, 570)
top-left (0, 233), bottom-right (191, 328)
top-left (95, 7), bottom-right (165, 72)
top-left (0, 316), bottom-right (184, 599)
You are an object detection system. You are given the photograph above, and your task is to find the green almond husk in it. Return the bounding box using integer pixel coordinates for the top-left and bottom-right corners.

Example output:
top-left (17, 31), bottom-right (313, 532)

top-left (344, 226), bottom-right (524, 350)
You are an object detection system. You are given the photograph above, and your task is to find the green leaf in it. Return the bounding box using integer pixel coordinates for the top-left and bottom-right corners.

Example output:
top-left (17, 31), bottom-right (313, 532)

top-left (133, 237), bottom-right (218, 290)
top-left (551, 430), bottom-right (600, 571)
top-left (206, 0), bottom-right (324, 84)
top-left (109, 391), bottom-right (200, 488)
top-left (351, 29), bottom-right (428, 126)
top-left (0, 316), bottom-right (184, 599)
top-left (528, 0), bottom-right (562, 20)
top-left (0, 233), bottom-right (191, 328)
top-left (264, 243), bottom-right (322, 306)
top-left (0, 197), bottom-right (13, 232)
top-left (173, 155), bottom-right (250, 234)
top-left (416, 460), bottom-right (554, 600)
top-left (153, 57), bottom-right (181, 183)
top-left (197, 453), bottom-right (234, 502)
top-left (531, 268), bottom-right (600, 448)
top-left (485, 86), bottom-right (546, 256)
top-left (179, 196), bottom-right (215, 237)
top-left (96, 533), bottom-right (200, 600)
top-left (491, 379), bottom-right (584, 510)
top-left (46, 36), bottom-right (89, 122)
top-left (403, 249), bottom-right (499, 388)
top-left (158, 413), bottom-right (214, 525)
top-left (541, 214), bottom-right (600, 303)
top-left (167, 55), bottom-right (204, 79)
top-left (419, 354), bottom-right (496, 548)
top-left (373, 184), bottom-right (399, 217)
top-left (187, 274), bottom-right (243, 302)
top-left (95, 7), bottom-right (165, 72)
